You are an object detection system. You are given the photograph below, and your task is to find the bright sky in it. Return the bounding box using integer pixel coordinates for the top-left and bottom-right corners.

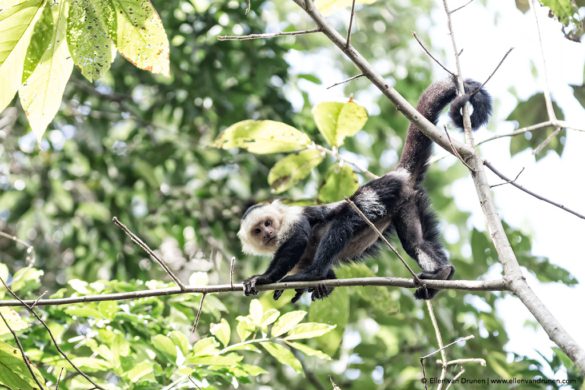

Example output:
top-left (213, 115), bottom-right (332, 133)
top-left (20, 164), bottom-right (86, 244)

top-left (284, 0), bottom-right (585, 371)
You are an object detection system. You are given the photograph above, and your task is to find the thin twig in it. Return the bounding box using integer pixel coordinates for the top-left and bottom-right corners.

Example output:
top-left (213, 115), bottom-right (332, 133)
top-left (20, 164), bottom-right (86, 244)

top-left (443, 126), bottom-right (474, 171)
top-left (420, 335), bottom-right (475, 360)
top-left (443, 358), bottom-right (486, 366)
top-left (31, 291), bottom-right (48, 309)
top-left (0, 310), bottom-right (45, 390)
top-left (0, 231), bottom-right (36, 266)
top-left (445, 367), bottom-right (465, 390)
top-left (55, 367), bottom-right (64, 390)
top-left (484, 161), bottom-right (585, 220)
top-left (532, 126), bottom-right (562, 156)
top-left (218, 28), bottom-right (321, 41)
top-left (530, 0), bottom-right (556, 121)
top-left (315, 145), bottom-right (378, 179)
top-left (449, 0), bottom-right (475, 14)
top-left (413, 33), bottom-right (455, 76)
top-left (426, 301), bottom-right (447, 390)
top-left (0, 277), bottom-right (508, 307)
top-left (490, 167), bottom-right (525, 188)
top-left (477, 48), bottom-right (513, 92)
top-left (326, 73), bottom-right (365, 89)
top-left (230, 257), bottom-right (236, 288)
top-left (191, 293), bottom-right (207, 335)
top-left (345, 198), bottom-right (423, 285)
top-left (0, 278), bottom-right (104, 390)
top-left (477, 120), bottom-right (554, 145)
top-left (345, 0), bottom-right (357, 48)
top-left (113, 217), bottom-right (186, 290)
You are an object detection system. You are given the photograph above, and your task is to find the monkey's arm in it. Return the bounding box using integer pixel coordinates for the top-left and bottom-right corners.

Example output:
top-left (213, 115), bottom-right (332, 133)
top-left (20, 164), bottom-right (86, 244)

top-left (243, 219), bottom-right (310, 296)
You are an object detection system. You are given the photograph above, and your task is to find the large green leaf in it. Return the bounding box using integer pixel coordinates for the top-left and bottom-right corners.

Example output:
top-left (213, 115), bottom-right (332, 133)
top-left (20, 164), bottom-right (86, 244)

top-left (283, 323), bottom-right (335, 340)
top-left (268, 149), bottom-right (324, 193)
top-left (67, 0), bottom-right (116, 81)
top-left (111, 0), bottom-right (169, 75)
top-left (210, 319), bottom-right (231, 347)
top-left (18, 0), bottom-right (73, 141)
top-left (214, 120), bottom-right (312, 154)
top-left (0, 0), bottom-right (44, 111)
top-left (271, 311), bottom-right (306, 337)
top-left (318, 164), bottom-right (359, 202)
top-left (285, 341), bottom-right (331, 360)
top-left (312, 100), bottom-right (368, 147)
top-left (260, 342), bottom-right (302, 373)
top-left (0, 340), bottom-right (44, 390)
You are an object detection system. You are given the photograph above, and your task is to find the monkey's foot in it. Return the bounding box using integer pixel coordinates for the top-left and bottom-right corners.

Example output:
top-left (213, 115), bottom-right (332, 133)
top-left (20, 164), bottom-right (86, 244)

top-left (243, 275), bottom-right (271, 296)
top-left (414, 265), bottom-right (455, 300)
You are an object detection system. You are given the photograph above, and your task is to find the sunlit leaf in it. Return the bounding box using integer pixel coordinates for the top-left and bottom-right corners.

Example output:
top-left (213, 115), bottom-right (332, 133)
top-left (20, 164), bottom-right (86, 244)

top-left (0, 308), bottom-right (28, 336)
top-left (67, 0), bottom-right (116, 81)
top-left (124, 360), bottom-right (155, 383)
top-left (271, 311), bottom-right (306, 337)
top-left (268, 149), bottom-right (324, 193)
top-left (261, 308), bottom-right (280, 327)
top-left (318, 164), bottom-right (359, 202)
top-left (210, 319), bottom-right (230, 347)
top-left (285, 341), bottom-right (331, 360)
top-left (111, 0), bottom-right (169, 75)
top-left (192, 337), bottom-right (220, 357)
top-left (283, 323), bottom-right (335, 340)
top-left (236, 316), bottom-right (254, 342)
top-left (18, 0), bottom-right (73, 141)
top-left (213, 120), bottom-right (312, 154)
top-left (249, 299), bottom-right (263, 325)
top-left (70, 357), bottom-right (111, 372)
top-left (10, 267), bottom-right (42, 293)
top-left (260, 342), bottom-right (302, 373)
top-left (188, 354), bottom-right (242, 366)
top-left (312, 100), bottom-right (368, 147)
top-left (151, 334), bottom-right (176, 360)
top-left (0, 0), bottom-right (44, 111)
top-left (168, 330), bottom-right (190, 355)
top-left (0, 340), bottom-right (44, 389)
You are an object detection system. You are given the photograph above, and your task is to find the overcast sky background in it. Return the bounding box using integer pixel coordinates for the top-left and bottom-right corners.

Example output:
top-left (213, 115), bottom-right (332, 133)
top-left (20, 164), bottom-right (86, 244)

top-left (280, 0), bottom-right (585, 369)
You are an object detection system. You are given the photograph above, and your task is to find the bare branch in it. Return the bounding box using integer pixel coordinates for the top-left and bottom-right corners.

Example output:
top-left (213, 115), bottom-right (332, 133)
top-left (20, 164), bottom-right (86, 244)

top-left (420, 335), bottom-right (475, 360)
top-left (449, 0), bottom-right (475, 14)
top-left (0, 277), bottom-right (508, 308)
top-left (0, 310), bottom-right (45, 390)
top-left (413, 32), bottom-right (455, 77)
top-left (315, 145), bottom-right (378, 179)
top-left (478, 48), bottom-right (513, 91)
top-left (191, 293), bottom-right (207, 335)
top-left (443, 125), bottom-right (474, 171)
top-left (218, 28), bottom-right (321, 41)
top-left (490, 167), bottom-right (525, 188)
top-left (0, 231), bottom-right (35, 266)
top-left (230, 257), bottom-right (236, 288)
top-left (532, 126), bottom-right (562, 156)
top-left (443, 358), bottom-right (486, 366)
top-left (426, 301), bottom-right (448, 390)
top-left (484, 161), bottom-right (585, 220)
top-left (0, 278), bottom-right (104, 390)
top-left (445, 367), bottom-right (465, 390)
top-left (345, 0), bottom-right (357, 48)
top-left (113, 217), bottom-right (186, 290)
top-left (326, 73), bottom-right (365, 89)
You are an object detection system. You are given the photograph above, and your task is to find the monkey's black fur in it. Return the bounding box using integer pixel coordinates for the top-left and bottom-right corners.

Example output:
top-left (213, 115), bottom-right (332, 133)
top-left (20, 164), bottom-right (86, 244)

top-left (240, 78), bottom-right (492, 301)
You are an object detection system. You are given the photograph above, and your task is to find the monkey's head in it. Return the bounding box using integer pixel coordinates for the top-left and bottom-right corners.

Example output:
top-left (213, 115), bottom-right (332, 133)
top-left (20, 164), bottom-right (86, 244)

top-left (238, 201), bottom-right (286, 256)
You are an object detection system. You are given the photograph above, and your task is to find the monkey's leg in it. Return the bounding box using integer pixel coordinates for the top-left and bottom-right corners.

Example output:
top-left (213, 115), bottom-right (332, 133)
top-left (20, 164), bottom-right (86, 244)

top-left (393, 193), bottom-right (454, 299)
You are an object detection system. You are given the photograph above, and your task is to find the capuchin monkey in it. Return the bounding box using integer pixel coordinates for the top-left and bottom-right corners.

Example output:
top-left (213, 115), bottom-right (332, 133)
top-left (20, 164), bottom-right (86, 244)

top-left (238, 78), bottom-right (492, 302)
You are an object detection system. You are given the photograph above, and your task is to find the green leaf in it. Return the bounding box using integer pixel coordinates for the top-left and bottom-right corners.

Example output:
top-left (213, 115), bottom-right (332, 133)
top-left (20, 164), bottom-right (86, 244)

top-left (0, 340), bottom-right (44, 390)
top-left (21, 1), bottom-right (52, 83)
top-left (540, 0), bottom-right (574, 24)
top-left (192, 337), bottom-right (220, 357)
top-left (151, 334), bottom-right (176, 360)
top-left (261, 309), bottom-right (280, 327)
top-left (10, 267), bottom-right (43, 293)
top-left (285, 341), bottom-right (331, 360)
top-left (312, 100), bottom-right (368, 147)
top-left (67, 0), bottom-right (116, 81)
top-left (125, 360), bottom-right (155, 383)
top-left (0, 0), bottom-right (44, 111)
top-left (241, 364), bottom-right (268, 376)
top-left (18, 0), bottom-right (73, 141)
top-left (271, 311), bottom-right (306, 337)
top-left (318, 164), bottom-right (359, 202)
top-left (210, 319), bottom-right (230, 347)
top-left (213, 120), bottom-right (312, 154)
top-left (249, 298), bottom-right (263, 325)
top-left (268, 149), bottom-right (324, 193)
top-left (507, 93), bottom-right (566, 160)
top-left (309, 287), bottom-right (349, 356)
top-left (188, 354), bottom-right (243, 366)
top-left (169, 330), bottom-right (190, 355)
top-left (571, 83), bottom-right (585, 109)
top-left (111, 0), bottom-right (169, 75)
top-left (0, 308), bottom-right (28, 336)
top-left (236, 316), bottom-right (255, 342)
top-left (70, 357), bottom-right (111, 372)
top-left (283, 323), bottom-right (335, 340)
top-left (260, 342), bottom-right (302, 373)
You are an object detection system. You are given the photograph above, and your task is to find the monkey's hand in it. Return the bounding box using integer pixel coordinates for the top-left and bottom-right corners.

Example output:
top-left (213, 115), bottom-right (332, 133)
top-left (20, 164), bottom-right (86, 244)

top-left (243, 274), bottom-right (272, 296)
top-left (414, 265), bottom-right (455, 299)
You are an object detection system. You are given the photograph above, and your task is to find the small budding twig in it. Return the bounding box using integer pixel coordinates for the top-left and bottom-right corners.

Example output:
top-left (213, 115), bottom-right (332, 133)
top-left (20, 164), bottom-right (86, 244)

top-left (326, 73), bottom-right (365, 89)
top-left (191, 293), bottom-right (207, 335)
top-left (345, 0), bottom-right (357, 48)
top-left (490, 167), bottom-right (525, 188)
top-left (449, 0), bottom-right (475, 14)
top-left (230, 256), bottom-right (236, 288)
top-left (113, 217), bottom-right (187, 290)
top-left (413, 32), bottom-right (455, 77)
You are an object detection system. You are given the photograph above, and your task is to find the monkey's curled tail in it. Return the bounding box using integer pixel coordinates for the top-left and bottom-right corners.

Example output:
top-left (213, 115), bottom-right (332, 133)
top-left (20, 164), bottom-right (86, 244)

top-left (397, 78), bottom-right (492, 183)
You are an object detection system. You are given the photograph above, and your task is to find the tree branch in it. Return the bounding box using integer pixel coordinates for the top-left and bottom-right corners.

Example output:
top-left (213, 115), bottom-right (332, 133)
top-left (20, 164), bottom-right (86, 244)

top-left (0, 277), bottom-right (508, 307)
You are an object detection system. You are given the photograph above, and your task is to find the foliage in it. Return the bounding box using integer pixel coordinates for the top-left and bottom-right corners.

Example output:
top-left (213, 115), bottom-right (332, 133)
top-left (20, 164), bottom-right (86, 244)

top-left (0, 265), bottom-right (334, 388)
top-left (0, 0), bottom-right (583, 388)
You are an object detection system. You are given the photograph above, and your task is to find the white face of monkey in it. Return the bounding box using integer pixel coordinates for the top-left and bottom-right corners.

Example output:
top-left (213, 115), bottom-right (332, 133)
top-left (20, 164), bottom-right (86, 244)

top-left (238, 203), bottom-right (285, 256)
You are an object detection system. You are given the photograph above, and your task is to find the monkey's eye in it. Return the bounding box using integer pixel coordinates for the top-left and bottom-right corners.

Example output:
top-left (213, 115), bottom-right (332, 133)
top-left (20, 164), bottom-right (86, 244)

top-left (253, 228), bottom-right (261, 235)
top-left (264, 220), bottom-right (272, 227)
